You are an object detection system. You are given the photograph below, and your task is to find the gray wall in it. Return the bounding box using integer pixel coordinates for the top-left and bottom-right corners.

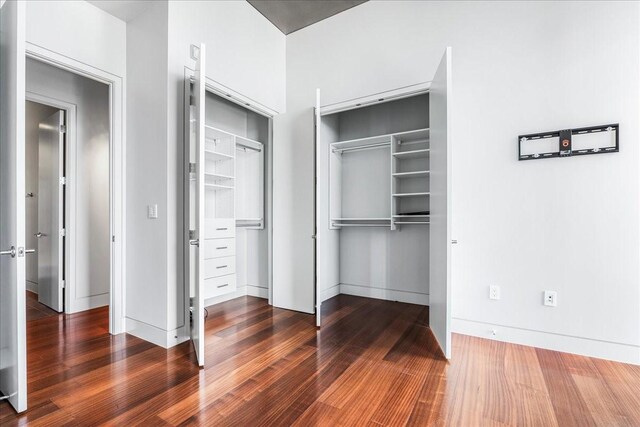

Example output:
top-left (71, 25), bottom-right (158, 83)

top-left (26, 58), bottom-right (110, 312)
top-left (25, 101), bottom-right (58, 293)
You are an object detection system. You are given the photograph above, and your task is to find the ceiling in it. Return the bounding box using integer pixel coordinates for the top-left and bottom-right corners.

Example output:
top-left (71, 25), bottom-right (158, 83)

top-left (248, 0), bottom-right (368, 35)
top-left (86, 1), bottom-right (152, 22)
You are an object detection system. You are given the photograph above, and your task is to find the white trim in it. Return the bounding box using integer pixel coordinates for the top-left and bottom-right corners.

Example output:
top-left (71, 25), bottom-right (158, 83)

top-left (204, 285), bottom-right (248, 307)
top-left (125, 318), bottom-right (188, 349)
top-left (339, 283), bottom-right (429, 306)
top-left (320, 283), bottom-right (340, 303)
top-left (319, 81), bottom-right (431, 116)
top-left (246, 285), bottom-right (268, 299)
top-left (25, 42), bottom-right (126, 335)
top-left (25, 281), bottom-right (37, 294)
top-left (452, 317), bottom-right (640, 366)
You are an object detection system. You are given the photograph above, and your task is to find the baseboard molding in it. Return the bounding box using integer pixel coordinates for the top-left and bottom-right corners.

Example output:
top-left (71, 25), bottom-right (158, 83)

top-left (452, 317), bottom-right (640, 365)
top-left (339, 283), bottom-right (429, 306)
top-left (321, 284), bottom-right (341, 302)
top-left (68, 293), bottom-right (109, 314)
top-left (247, 284), bottom-right (268, 299)
top-left (26, 281), bottom-right (38, 294)
top-left (204, 285), bottom-right (248, 307)
top-left (125, 317), bottom-right (188, 349)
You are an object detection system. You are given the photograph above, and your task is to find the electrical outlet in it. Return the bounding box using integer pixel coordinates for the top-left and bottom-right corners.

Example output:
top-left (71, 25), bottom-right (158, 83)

top-left (544, 290), bottom-right (557, 307)
top-left (489, 285), bottom-right (501, 300)
top-left (147, 204), bottom-right (158, 219)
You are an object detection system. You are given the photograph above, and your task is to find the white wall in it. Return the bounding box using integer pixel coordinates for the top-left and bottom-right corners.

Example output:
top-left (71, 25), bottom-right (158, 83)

top-left (26, 58), bottom-right (111, 311)
top-left (284, 1), bottom-right (640, 363)
top-left (123, 0), bottom-right (285, 346)
top-left (25, 0), bottom-right (126, 77)
top-left (24, 101), bottom-right (58, 293)
top-left (124, 1), bottom-right (171, 345)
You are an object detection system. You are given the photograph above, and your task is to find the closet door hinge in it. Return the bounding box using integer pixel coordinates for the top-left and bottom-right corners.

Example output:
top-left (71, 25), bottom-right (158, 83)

top-left (60, 228), bottom-right (66, 237)
top-left (189, 163), bottom-right (196, 173)
top-left (60, 177), bottom-right (66, 185)
top-left (61, 280), bottom-right (65, 289)
top-left (60, 125), bottom-right (66, 133)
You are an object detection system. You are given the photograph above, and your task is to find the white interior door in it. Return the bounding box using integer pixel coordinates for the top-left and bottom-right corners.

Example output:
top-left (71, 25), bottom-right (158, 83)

top-left (37, 111), bottom-right (64, 312)
top-left (189, 43), bottom-right (206, 367)
top-left (0, 0), bottom-right (28, 413)
top-left (314, 90), bottom-right (321, 326)
top-left (429, 47), bottom-right (453, 359)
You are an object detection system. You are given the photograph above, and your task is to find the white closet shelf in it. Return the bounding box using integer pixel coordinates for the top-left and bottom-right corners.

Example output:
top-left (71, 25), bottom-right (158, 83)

top-left (330, 134), bottom-right (392, 152)
top-left (205, 150), bottom-right (234, 161)
top-left (392, 171), bottom-right (429, 178)
top-left (205, 172), bottom-right (234, 180)
top-left (394, 128), bottom-right (430, 144)
top-left (393, 149), bottom-right (430, 159)
top-left (204, 124), bottom-right (235, 138)
top-left (392, 192), bottom-right (430, 197)
top-left (393, 214), bottom-right (430, 218)
top-left (205, 183), bottom-right (234, 190)
top-left (394, 221), bottom-right (430, 225)
top-left (331, 217), bottom-right (390, 221)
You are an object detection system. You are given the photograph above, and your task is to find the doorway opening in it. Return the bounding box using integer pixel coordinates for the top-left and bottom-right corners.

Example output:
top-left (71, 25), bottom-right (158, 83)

top-left (24, 58), bottom-right (111, 325)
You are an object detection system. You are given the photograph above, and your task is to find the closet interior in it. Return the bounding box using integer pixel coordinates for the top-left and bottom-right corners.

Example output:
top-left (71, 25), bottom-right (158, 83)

top-left (187, 89), bottom-right (271, 306)
top-left (317, 94), bottom-right (430, 311)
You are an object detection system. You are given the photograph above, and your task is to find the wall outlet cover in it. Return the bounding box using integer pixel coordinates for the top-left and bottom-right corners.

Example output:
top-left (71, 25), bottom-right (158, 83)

top-left (489, 285), bottom-right (501, 300)
top-left (544, 290), bottom-right (557, 307)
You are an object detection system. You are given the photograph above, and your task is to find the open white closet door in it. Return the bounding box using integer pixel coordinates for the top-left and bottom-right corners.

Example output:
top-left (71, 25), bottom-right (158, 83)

top-left (314, 90), bottom-right (321, 326)
top-left (188, 43), bottom-right (206, 367)
top-left (0, 0), bottom-right (28, 412)
top-left (37, 111), bottom-right (65, 312)
top-left (429, 47), bottom-right (453, 359)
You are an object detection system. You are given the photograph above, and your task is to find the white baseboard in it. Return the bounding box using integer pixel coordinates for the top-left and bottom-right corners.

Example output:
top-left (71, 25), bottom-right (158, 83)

top-left (247, 284), bottom-right (268, 299)
top-left (68, 292), bottom-right (109, 314)
top-left (26, 281), bottom-right (38, 294)
top-left (204, 285), bottom-right (247, 307)
top-left (452, 317), bottom-right (640, 365)
top-left (339, 283), bottom-right (429, 306)
top-left (321, 284), bottom-right (340, 302)
top-left (125, 317), bottom-right (188, 349)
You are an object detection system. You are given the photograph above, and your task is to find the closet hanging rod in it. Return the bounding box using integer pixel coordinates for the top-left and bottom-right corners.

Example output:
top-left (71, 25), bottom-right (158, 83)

top-left (397, 138), bottom-right (429, 145)
top-left (332, 142), bottom-right (391, 154)
top-left (332, 223), bottom-right (390, 227)
top-left (236, 142), bottom-right (262, 152)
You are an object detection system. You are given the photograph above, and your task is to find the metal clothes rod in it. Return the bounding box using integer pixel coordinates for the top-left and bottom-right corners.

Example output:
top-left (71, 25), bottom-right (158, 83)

top-left (397, 138), bottom-right (429, 145)
top-left (332, 142), bottom-right (391, 154)
top-left (332, 223), bottom-right (390, 227)
top-left (236, 142), bottom-right (262, 152)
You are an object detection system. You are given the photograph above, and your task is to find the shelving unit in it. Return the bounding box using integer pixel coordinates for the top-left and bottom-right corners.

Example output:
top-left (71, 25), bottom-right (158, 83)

top-left (328, 127), bottom-right (430, 230)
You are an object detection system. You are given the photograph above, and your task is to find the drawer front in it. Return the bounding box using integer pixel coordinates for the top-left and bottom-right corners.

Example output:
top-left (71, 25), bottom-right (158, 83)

top-left (204, 274), bottom-right (236, 299)
top-left (204, 238), bottom-right (235, 259)
top-left (204, 219), bottom-right (235, 239)
top-left (204, 256), bottom-right (236, 279)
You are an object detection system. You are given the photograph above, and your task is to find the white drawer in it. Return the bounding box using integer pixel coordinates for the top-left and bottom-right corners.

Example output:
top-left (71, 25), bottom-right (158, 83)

top-left (204, 274), bottom-right (236, 299)
top-left (204, 256), bottom-right (235, 279)
top-left (204, 238), bottom-right (235, 259)
top-left (204, 219), bottom-right (235, 239)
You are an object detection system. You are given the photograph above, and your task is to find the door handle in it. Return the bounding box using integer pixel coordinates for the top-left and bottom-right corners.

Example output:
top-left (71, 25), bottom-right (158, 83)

top-left (24, 249), bottom-right (36, 254)
top-left (0, 246), bottom-right (16, 258)
top-left (35, 232), bottom-right (47, 238)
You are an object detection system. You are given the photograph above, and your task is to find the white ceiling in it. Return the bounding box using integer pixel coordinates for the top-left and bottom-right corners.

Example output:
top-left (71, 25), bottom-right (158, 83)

top-left (86, 0), bottom-right (152, 22)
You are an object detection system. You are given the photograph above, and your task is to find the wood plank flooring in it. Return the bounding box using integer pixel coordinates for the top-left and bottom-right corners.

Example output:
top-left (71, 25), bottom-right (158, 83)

top-left (1, 294), bottom-right (639, 426)
top-left (25, 290), bottom-right (59, 321)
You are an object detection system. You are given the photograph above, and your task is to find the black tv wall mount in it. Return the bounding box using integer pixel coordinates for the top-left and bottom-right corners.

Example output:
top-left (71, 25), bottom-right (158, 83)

top-left (518, 123), bottom-right (619, 161)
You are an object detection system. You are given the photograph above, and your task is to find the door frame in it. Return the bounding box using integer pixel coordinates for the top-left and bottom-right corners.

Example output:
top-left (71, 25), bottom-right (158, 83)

top-left (25, 43), bottom-right (126, 335)
top-left (25, 93), bottom-right (74, 313)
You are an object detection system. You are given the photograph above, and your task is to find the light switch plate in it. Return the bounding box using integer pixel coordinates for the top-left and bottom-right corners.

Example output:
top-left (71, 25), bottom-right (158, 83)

top-left (147, 204), bottom-right (158, 219)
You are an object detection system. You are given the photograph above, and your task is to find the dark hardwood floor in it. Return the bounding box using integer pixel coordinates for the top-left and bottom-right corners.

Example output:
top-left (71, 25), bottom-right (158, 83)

top-left (1, 294), bottom-right (639, 426)
top-left (25, 291), bottom-right (59, 321)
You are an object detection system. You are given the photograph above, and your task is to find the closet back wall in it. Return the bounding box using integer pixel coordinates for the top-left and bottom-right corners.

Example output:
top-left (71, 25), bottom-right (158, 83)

top-left (284, 1), bottom-right (640, 363)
